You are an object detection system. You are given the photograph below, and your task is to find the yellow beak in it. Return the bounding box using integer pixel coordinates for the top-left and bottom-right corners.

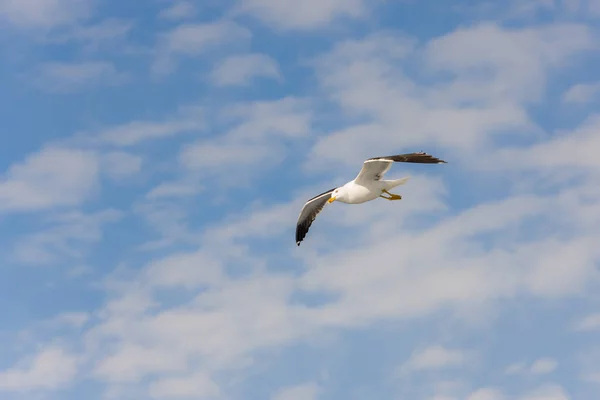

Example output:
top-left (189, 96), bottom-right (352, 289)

top-left (328, 196), bottom-right (336, 203)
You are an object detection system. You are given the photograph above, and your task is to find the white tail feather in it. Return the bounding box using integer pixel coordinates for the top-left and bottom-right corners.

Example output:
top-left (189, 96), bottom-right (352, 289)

top-left (385, 176), bottom-right (409, 190)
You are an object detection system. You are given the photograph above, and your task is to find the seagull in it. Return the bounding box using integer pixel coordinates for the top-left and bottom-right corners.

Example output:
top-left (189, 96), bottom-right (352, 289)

top-left (295, 152), bottom-right (447, 246)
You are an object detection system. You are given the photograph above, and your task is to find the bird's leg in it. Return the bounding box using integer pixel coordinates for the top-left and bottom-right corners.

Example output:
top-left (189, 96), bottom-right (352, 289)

top-left (381, 189), bottom-right (402, 201)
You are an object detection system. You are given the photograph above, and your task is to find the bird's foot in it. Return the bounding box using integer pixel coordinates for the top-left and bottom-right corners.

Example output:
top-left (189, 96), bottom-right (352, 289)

top-left (380, 190), bottom-right (402, 201)
top-left (386, 194), bottom-right (402, 200)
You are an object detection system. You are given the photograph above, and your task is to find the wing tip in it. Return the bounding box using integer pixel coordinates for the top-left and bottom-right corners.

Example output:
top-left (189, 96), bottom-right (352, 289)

top-left (418, 151), bottom-right (447, 163)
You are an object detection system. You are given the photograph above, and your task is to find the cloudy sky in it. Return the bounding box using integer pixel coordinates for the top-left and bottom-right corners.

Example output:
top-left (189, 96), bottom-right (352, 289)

top-left (1, 0), bottom-right (600, 399)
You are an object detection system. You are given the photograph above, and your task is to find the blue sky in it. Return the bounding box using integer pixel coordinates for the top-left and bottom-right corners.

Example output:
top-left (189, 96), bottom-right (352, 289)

top-left (1, 0), bottom-right (600, 399)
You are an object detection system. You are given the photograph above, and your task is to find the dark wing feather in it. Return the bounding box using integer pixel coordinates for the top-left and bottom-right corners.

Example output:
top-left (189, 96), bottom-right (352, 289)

top-left (367, 152), bottom-right (447, 164)
top-left (295, 188), bottom-right (336, 246)
top-left (354, 152), bottom-right (446, 184)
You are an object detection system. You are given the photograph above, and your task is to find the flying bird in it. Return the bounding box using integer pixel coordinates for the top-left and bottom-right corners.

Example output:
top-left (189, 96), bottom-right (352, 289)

top-left (295, 152), bottom-right (447, 246)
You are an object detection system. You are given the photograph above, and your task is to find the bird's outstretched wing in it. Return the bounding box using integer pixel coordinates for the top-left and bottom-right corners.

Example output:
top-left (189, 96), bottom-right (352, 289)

top-left (295, 187), bottom-right (336, 246)
top-left (354, 152), bottom-right (446, 184)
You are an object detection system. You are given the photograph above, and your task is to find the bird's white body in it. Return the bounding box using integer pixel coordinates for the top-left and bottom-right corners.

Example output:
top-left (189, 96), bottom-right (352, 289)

top-left (335, 177), bottom-right (410, 204)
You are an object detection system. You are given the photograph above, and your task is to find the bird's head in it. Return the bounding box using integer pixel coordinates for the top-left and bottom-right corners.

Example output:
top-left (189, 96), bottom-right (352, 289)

top-left (328, 187), bottom-right (345, 203)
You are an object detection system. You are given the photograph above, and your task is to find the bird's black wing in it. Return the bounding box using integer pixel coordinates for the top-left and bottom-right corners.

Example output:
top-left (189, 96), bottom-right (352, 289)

top-left (354, 152), bottom-right (446, 184)
top-left (366, 152), bottom-right (447, 164)
top-left (295, 188), bottom-right (336, 246)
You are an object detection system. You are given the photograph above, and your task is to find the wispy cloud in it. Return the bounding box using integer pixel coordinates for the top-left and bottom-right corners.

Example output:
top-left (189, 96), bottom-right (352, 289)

top-left (0, 347), bottom-right (79, 392)
top-left (179, 97), bottom-right (312, 182)
top-left (0, 147), bottom-right (99, 212)
top-left (563, 81), bottom-right (600, 103)
top-left (32, 61), bottom-right (125, 92)
top-left (13, 209), bottom-right (121, 264)
top-left (530, 358), bottom-right (559, 375)
top-left (505, 358), bottom-right (559, 376)
top-left (305, 22), bottom-right (596, 175)
top-left (590, 0), bottom-right (600, 15)
top-left (146, 181), bottom-right (202, 199)
top-left (46, 18), bottom-right (135, 53)
top-left (100, 151), bottom-right (143, 180)
top-left (88, 106), bottom-right (204, 147)
top-left (487, 114), bottom-right (600, 171)
top-left (573, 313), bottom-right (600, 331)
top-left (272, 382), bottom-right (320, 400)
top-left (467, 388), bottom-right (505, 400)
top-left (465, 385), bottom-right (570, 400)
top-left (234, 0), bottom-right (368, 30)
top-left (398, 345), bottom-right (466, 374)
top-left (211, 53), bottom-right (281, 86)
top-left (153, 21), bottom-right (251, 74)
top-left (148, 372), bottom-right (220, 399)
top-left (49, 311), bottom-right (90, 328)
top-left (520, 384), bottom-right (570, 400)
top-left (158, 1), bottom-right (197, 21)
top-left (0, 0), bottom-right (92, 29)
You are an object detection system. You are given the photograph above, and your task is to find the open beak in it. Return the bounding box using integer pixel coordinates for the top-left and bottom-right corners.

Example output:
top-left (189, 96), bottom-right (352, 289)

top-left (328, 196), bottom-right (336, 203)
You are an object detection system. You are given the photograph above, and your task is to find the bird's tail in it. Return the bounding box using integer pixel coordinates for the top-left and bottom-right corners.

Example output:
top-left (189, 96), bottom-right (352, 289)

top-left (385, 176), bottom-right (409, 190)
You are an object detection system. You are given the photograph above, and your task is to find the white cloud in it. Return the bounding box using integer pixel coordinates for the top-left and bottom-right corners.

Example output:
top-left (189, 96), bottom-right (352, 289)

top-left (50, 311), bottom-right (90, 328)
top-left (158, 1), bottom-right (196, 21)
top-left (146, 181), bottom-right (202, 199)
top-left (399, 345), bottom-right (465, 373)
top-left (0, 0), bottom-right (92, 29)
top-left (153, 21), bottom-right (251, 74)
top-left (272, 382), bottom-right (319, 400)
top-left (179, 97), bottom-right (312, 181)
top-left (13, 209), bottom-right (121, 264)
top-left (468, 388), bottom-right (505, 400)
top-left (180, 140), bottom-right (278, 171)
top-left (563, 82), bottom-right (600, 103)
top-left (308, 23), bottom-right (595, 170)
top-left (235, 0), bottom-right (367, 30)
top-left (425, 23), bottom-right (594, 104)
top-left (46, 18), bottom-right (135, 54)
top-left (520, 384), bottom-right (570, 400)
top-left (430, 396), bottom-right (458, 400)
top-left (223, 96), bottom-right (312, 140)
top-left (91, 106), bottom-right (203, 147)
top-left (487, 114), bottom-right (600, 171)
top-left (141, 250), bottom-right (224, 289)
top-left (100, 151), bottom-right (143, 180)
top-left (530, 358), bottom-right (558, 375)
top-left (0, 347), bottom-right (79, 392)
top-left (525, 237), bottom-right (599, 297)
top-left (93, 345), bottom-right (187, 383)
top-left (507, 0), bottom-right (555, 17)
top-left (160, 21), bottom-right (249, 55)
top-left (85, 271), bottom-right (299, 387)
top-left (505, 358), bottom-right (558, 376)
top-left (581, 371), bottom-right (600, 383)
top-left (0, 147), bottom-right (99, 212)
top-left (590, 0), bottom-right (600, 15)
top-left (466, 386), bottom-right (570, 400)
top-left (148, 372), bottom-right (220, 399)
top-left (573, 313), bottom-right (600, 331)
top-left (211, 53), bottom-right (281, 86)
top-left (132, 199), bottom-right (195, 250)
top-left (33, 61), bottom-right (124, 92)
top-left (505, 362), bottom-right (527, 375)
